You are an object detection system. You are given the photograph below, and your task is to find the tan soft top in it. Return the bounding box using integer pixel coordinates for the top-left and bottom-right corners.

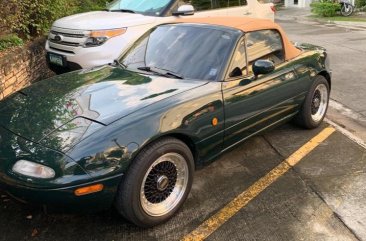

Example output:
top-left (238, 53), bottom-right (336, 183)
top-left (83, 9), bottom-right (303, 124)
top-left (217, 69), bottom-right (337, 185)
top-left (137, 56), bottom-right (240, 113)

top-left (174, 17), bottom-right (301, 61)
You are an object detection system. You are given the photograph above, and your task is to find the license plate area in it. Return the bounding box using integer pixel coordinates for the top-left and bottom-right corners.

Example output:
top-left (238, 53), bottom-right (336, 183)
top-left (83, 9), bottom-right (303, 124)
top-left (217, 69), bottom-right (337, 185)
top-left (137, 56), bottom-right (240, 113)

top-left (47, 53), bottom-right (66, 67)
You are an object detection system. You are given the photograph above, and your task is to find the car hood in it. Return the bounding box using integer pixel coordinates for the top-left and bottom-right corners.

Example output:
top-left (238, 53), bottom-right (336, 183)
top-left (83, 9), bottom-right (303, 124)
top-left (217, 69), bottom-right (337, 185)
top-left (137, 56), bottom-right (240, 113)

top-left (0, 66), bottom-right (208, 148)
top-left (52, 11), bottom-right (157, 30)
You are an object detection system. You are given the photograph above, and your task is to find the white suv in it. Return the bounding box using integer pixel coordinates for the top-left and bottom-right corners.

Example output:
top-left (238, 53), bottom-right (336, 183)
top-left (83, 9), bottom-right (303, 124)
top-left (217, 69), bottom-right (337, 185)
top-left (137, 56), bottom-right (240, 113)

top-left (46, 0), bottom-right (275, 74)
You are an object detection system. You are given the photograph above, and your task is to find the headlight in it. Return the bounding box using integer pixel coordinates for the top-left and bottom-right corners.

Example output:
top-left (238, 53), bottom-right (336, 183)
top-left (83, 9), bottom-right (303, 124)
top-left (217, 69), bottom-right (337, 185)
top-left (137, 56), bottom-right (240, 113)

top-left (12, 160), bottom-right (55, 179)
top-left (84, 28), bottom-right (127, 47)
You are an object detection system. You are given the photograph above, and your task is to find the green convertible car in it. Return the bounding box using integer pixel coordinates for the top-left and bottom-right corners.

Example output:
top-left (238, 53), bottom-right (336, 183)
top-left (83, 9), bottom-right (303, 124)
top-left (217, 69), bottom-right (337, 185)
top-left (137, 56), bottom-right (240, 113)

top-left (0, 17), bottom-right (331, 227)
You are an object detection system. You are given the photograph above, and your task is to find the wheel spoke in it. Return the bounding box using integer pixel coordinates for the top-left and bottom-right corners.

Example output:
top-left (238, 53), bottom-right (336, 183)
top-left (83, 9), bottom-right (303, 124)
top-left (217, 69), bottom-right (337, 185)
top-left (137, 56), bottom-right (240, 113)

top-left (140, 153), bottom-right (189, 217)
top-left (311, 84), bottom-right (328, 122)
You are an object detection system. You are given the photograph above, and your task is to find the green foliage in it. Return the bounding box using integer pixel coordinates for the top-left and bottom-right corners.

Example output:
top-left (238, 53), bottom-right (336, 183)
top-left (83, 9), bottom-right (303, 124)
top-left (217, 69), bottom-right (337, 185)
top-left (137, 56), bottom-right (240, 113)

top-left (0, 0), bottom-right (77, 38)
top-left (76, 0), bottom-right (110, 13)
top-left (356, 0), bottom-right (366, 8)
top-left (0, 34), bottom-right (24, 51)
top-left (0, 0), bottom-right (111, 40)
top-left (310, 1), bottom-right (341, 17)
top-left (359, 5), bottom-right (366, 11)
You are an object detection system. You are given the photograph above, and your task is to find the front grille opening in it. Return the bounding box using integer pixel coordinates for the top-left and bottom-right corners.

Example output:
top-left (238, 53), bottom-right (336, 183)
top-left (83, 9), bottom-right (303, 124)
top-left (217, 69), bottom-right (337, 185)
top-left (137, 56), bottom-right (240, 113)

top-left (50, 30), bottom-right (85, 38)
top-left (49, 40), bottom-right (80, 47)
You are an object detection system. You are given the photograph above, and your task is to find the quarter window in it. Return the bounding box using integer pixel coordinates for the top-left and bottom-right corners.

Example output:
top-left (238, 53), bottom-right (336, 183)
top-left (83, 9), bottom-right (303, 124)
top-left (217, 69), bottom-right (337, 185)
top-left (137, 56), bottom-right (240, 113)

top-left (227, 38), bottom-right (247, 78)
top-left (246, 30), bottom-right (285, 74)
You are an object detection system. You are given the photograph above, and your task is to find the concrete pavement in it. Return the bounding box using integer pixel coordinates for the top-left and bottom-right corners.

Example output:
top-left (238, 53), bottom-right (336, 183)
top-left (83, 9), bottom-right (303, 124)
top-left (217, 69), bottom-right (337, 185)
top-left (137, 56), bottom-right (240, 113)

top-left (276, 17), bottom-right (366, 130)
top-left (1, 123), bottom-right (365, 241)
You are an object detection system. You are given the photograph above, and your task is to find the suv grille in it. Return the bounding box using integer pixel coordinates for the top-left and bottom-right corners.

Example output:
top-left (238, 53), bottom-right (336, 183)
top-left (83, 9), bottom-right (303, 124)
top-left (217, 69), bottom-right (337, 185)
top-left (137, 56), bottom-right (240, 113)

top-left (48, 27), bottom-right (90, 53)
top-left (50, 30), bottom-right (85, 38)
top-left (49, 39), bottom-right (80, 47)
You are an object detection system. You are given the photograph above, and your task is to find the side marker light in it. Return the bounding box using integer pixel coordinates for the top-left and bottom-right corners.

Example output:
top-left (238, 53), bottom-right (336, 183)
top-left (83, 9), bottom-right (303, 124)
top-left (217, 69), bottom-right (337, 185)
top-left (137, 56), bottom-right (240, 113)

top-left (75, 184), bottom-right (104, 196)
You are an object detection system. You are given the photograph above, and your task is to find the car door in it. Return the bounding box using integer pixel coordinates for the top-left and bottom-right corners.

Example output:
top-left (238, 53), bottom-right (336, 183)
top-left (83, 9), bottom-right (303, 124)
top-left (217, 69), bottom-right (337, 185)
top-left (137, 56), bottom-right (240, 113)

top-left (222, 30), bottom-right (303, 150)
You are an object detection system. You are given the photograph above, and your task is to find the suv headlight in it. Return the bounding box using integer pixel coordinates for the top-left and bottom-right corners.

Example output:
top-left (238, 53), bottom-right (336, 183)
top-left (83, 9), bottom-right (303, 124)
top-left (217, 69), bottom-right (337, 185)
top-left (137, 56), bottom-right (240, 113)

top-left (84, 28), bottom-right (127, 47)
top-left (12, 160), bottom-right (55, 179)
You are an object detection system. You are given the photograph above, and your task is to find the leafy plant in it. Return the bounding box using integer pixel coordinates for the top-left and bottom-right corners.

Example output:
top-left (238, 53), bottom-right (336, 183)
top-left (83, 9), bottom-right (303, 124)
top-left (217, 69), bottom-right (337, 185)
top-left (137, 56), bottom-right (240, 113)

top-left (0, 0), bottom-right (112, 39)
top-left (356, 0), bottom-right (366, 8)
top-left (76, 0), bottom-right (110, 13)
top-left (0, 34), bottom-right (24, 51)
top-left (310, 1), bottom-right (341, 17)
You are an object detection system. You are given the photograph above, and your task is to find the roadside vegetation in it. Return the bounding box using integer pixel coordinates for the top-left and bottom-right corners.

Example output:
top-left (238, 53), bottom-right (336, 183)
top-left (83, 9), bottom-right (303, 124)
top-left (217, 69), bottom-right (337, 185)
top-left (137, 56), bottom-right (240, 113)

top-left (310, 0), bottom-right (366, 17)
top-left (310, 1), bottom-right (340, 17)
top-left (0, 0), bottom-right (110, 51)
top-left (0, 34), bottom-right (23, 51)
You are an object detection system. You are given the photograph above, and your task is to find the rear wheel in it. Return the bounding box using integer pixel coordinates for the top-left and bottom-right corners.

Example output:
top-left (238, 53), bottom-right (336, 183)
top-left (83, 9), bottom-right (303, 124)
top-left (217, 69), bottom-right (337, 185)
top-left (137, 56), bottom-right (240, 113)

top-left (115, 137), bottom-right (194, 227)
top-left (294, 75), bottom-right (330, 129)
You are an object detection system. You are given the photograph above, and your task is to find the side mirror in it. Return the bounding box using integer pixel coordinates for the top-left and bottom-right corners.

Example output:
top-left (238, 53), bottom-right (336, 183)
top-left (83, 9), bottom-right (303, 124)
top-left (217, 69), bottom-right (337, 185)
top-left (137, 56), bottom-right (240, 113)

top-left (173, 5), bottom-right (195, 16)
top-left (252, 60), bottom-right (275, 76)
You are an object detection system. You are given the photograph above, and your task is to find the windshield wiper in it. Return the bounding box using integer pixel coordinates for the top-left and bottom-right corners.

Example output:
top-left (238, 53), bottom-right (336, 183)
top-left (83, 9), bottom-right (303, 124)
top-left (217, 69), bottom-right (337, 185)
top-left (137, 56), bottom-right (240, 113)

top-left (137, 66), bottom-right (184, 79)
top-left (109, 9), bottom-right (135, 13)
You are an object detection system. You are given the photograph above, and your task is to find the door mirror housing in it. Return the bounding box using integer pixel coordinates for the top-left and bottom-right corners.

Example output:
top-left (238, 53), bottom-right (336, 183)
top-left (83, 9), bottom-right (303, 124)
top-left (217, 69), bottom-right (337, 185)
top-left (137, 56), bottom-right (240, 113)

top-left (173, 5), bottom-right (195, 16)
top-left (252, 60), bottom-right (275, 76)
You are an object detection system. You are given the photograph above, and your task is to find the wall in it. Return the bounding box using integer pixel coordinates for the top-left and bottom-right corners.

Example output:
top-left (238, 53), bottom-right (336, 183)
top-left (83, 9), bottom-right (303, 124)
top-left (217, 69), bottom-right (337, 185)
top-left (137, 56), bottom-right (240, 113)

top-left (0, 38), bottom-right (54, 101)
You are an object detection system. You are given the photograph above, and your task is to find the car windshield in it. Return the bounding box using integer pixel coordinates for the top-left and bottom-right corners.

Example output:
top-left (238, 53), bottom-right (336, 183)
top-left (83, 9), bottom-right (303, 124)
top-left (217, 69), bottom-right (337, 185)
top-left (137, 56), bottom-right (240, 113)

top-left (119, 24), bottom-right (237, 81)
top-left (107, 0), bottom-right (173, 16)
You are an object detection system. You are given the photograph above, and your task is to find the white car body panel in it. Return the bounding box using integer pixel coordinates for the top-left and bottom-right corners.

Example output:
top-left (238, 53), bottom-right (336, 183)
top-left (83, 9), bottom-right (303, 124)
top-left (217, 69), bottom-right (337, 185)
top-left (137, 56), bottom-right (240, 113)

top-left (46, 0), bottom-right (274, 69)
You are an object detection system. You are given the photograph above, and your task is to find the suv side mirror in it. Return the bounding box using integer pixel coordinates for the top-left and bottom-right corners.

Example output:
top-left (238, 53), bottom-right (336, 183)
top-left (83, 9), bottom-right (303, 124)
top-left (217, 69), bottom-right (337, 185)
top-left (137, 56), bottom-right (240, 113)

top-left (173, 5), bottom-right (195, 16)
top-left (252, 60), bottom-right (275, 76)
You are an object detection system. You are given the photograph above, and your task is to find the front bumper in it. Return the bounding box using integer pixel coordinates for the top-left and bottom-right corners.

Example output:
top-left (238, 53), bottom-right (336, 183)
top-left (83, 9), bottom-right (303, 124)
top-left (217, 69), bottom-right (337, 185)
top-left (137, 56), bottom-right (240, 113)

top-left (0, 125), bottom-right (122, 212)
top-left (0, 173), bottom-right (123, 212)
top-left (45, 34), bottom-right (126, 70)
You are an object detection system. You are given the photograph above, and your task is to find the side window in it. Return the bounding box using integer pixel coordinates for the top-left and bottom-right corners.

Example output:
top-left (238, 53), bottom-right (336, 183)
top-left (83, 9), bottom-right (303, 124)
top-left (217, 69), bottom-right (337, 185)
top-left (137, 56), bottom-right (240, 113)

top-left (246, 30), bottom-right (285, 74)
top-left (191, 0), bottom-right (247, 11)
top-left (227, 38), bottom-right (247, 78)
top-left (191, 0), bottom-right (212, 10)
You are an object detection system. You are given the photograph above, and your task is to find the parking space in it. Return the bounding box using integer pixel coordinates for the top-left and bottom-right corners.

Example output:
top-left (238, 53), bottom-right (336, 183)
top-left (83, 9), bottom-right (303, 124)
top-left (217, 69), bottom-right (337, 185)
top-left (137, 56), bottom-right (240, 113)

top-left (1, 122), bottom-right (365, 241)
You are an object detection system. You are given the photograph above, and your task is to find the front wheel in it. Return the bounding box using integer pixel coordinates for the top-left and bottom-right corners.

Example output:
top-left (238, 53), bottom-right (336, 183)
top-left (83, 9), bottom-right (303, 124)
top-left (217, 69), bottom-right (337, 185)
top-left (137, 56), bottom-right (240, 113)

top-left (341, 3), bottom-right (354, 16)
top-left (294, 75), bottom-right (330, 129)
top-left (115, 137), bottom-right (194, 227)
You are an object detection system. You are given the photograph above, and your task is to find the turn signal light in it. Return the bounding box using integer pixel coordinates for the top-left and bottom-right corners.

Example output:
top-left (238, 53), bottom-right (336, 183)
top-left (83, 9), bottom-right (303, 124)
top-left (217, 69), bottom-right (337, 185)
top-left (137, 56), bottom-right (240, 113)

top-left (90, 28), bottom-right (127, 38)
top-left (74, 184), bottom-right (104, 196)
top-left (212, 117), bottom-right (218, 126)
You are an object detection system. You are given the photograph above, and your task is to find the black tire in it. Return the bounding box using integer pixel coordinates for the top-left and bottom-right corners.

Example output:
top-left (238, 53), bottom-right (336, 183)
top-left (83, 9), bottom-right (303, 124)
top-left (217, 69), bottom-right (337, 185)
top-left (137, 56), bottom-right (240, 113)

top-left (294, 75), bottom-right (330, 129)
top-left (115, 137), bottom-right (194, 228)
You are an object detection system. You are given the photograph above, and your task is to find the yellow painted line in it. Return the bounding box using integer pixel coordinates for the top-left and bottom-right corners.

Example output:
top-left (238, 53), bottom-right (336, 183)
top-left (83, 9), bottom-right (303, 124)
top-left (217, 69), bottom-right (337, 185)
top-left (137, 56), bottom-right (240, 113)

top-left (182, 126), bottom-right (336, 241)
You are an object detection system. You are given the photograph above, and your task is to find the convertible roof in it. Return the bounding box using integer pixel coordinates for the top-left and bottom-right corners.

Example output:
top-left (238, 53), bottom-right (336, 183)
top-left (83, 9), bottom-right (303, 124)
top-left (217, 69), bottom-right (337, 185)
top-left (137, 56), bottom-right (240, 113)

top-left (174, 17), bottom-right (301, 61)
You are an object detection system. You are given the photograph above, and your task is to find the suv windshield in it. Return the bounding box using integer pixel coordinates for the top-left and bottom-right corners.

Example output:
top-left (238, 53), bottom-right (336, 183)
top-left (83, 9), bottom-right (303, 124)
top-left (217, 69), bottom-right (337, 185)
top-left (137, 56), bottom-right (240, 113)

top-left (107, 0), bottom-right (174, 16)
top-left (119, 24), bottom-right (237, 81)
